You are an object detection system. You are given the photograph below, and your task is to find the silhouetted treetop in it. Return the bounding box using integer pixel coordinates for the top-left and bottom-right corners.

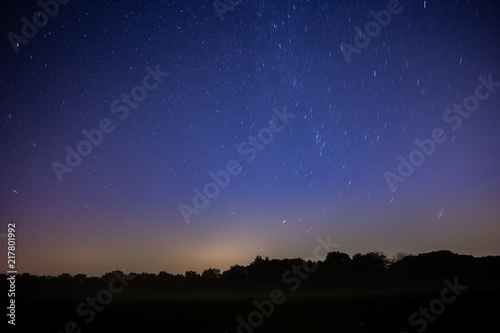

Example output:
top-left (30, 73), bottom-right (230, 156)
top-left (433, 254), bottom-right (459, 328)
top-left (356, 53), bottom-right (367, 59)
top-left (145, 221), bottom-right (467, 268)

top-left (7, 250), bottom-right (500, 298)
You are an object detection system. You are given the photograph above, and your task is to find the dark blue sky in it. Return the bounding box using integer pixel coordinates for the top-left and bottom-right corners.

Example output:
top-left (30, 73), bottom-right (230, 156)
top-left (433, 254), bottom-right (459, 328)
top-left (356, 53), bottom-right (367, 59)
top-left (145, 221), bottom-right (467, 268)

top-left (1, 0), bottom-right (499, 276)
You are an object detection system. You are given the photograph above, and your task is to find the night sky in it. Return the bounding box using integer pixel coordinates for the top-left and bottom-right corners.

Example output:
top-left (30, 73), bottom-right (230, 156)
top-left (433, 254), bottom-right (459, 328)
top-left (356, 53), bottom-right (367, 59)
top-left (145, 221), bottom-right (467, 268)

top-left (1, 0), bottom-right (499, 277)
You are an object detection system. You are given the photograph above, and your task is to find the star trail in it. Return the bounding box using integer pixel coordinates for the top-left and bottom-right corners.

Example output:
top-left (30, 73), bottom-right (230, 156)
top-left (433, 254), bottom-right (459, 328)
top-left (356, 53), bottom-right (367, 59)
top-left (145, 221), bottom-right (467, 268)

top-left (0, 0), bottom-right (499, 277)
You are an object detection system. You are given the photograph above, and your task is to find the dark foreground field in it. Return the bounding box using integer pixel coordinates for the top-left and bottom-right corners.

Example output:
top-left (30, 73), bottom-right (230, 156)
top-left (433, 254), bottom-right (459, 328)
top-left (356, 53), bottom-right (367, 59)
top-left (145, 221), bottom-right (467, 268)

top-left (17, 290), bottom-right (499, 332)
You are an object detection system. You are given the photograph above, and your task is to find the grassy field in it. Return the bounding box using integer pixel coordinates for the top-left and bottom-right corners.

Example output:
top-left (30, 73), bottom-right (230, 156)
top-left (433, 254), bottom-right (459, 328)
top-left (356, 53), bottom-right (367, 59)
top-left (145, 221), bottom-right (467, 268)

top-left (18, 290), bottom-right (498, 332)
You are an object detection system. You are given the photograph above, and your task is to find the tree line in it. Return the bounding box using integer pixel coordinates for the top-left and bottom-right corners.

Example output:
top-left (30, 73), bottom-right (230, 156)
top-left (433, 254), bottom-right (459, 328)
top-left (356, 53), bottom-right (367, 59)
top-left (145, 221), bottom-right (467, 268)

top-left (5, 250), bottom-right (500, 298)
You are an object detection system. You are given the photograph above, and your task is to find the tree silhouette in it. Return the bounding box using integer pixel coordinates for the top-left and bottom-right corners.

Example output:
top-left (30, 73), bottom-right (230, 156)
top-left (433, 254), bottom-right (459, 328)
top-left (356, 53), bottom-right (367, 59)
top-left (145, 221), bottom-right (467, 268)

top-left (352, 252), bottom-right (389, 277)
top-left (392, 252), bottom-right (414, 263)
top-left (201, 268), bottom-right (221, 280)
top-left (8, 250), bottom-right (499, 299)
top-left (185, 270), bottom-right (200, 280)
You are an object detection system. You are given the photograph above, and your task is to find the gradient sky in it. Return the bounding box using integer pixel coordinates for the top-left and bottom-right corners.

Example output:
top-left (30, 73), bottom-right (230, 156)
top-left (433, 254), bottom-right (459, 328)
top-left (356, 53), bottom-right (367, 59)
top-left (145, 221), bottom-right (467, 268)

top-left (1, 0), bottom-right (499, 277)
